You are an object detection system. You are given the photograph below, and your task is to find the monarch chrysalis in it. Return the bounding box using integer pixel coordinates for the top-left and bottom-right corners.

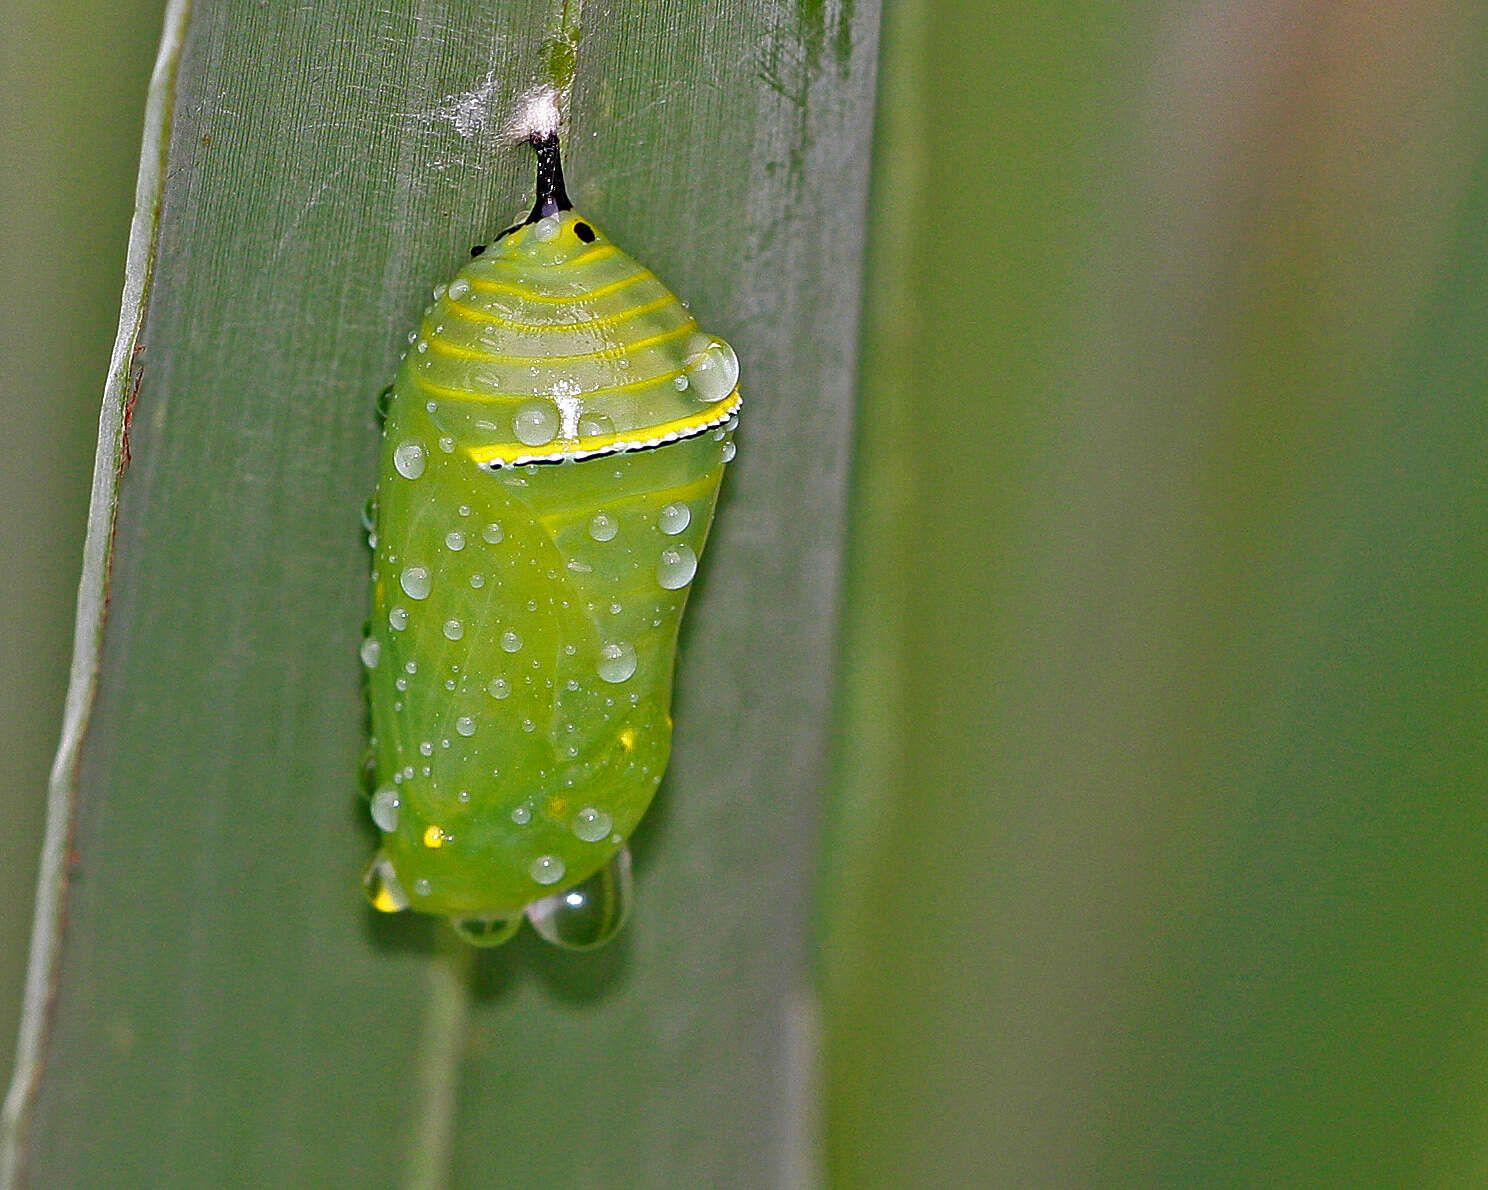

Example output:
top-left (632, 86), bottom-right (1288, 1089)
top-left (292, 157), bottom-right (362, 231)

top-left (360, 126), bottom-right (739, 950)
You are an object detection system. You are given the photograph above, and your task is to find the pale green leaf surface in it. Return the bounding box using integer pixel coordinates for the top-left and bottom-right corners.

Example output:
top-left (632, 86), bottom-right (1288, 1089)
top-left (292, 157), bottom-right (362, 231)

top-left (9, 1), bottom-right (878, 1185)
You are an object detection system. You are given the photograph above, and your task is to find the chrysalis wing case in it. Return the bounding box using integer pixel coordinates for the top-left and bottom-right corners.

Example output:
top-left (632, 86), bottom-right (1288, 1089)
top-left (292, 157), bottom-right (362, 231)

top-left (361, 133), bottom-right (740, 949)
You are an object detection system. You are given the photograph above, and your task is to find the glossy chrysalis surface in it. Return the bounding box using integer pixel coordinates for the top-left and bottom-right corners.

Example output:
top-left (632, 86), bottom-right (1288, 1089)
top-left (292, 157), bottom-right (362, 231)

top-left (362, 133), bottom-right (740, 948)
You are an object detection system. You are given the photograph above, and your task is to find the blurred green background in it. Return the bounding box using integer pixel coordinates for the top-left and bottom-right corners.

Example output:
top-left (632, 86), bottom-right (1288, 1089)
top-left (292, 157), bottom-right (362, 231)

top-left (7, 1), bottom-right (1488, 1186)
top-left (0, 0), bottom-right (165, 1095)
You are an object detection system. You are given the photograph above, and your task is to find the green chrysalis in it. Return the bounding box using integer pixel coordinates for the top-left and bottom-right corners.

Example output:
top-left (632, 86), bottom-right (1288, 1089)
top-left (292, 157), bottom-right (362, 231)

top-left (361, 130), bottom-right (739, 949)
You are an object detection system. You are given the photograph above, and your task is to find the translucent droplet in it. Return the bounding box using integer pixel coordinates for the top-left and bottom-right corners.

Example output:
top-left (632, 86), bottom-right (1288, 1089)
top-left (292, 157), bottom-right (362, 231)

top-left (455, 716), bottom-right (476, 737)
top-left (527, 847), bottom-right (633, 951)
top-left (533, 214), bottom-right (561, 242)
top-left (482, 522), bottom-right (504, 544)
top-left (500, 630), bottom-right (523, 653)
top-left (656, 544), bottom-right (698, 589)
top-left (363, 854), bottom-right (409, 913)
top-left (360, 495), bottom-right (377, 533)
top-left (448, 277), bottom-right (471, 300)
top-left (511, 804), bottom-right (532, 825)
top-left (399, 565), bottom-right (431, 600)
top-left (514, 401), bottom-right (559, 446)
top-left (682, 337), bottom-right (740, 402)
top-left (572, 806), bottom-right (612, 843)
top-left (658, 503), bottom-right (691, 535)
top-left (389, 606), bottom-right (409, 631)
top-left (589, 512), bottom-right (618, 542)
top-left (721, 440), bottom-right (737, 463)
top-left (470, 573), bottom-right (486, 589)
top-left (393, 441), bottom-right (427, 479)
top-left (360, 637), bottom-right (381, 668)
top-left (442, 618), bottom-right (464, 640)
top-left (596, 641), bottom-right (638, 684)
top-left (530, 854), bottom-right (566, 885)
top-left (578, 411), bottom-right (615, 439)
top-left (450, 914), bottom-right (522, 948)
top-left (444, 530), bottom-right (465, 551)
top-left (488, 677), bottom-right (511, 699)
top-left (369, 787), bottom-right (401, 832)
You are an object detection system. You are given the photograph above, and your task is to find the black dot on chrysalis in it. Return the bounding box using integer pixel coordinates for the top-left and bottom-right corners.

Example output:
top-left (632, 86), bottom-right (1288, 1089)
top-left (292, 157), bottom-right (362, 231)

top-left (574, 222), bottom-right (595, 243)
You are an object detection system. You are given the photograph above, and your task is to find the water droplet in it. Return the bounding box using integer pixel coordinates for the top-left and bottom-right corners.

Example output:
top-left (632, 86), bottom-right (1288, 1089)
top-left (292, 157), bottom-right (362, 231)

top-left (578, 411), bottom-right (615, 439)
top-left (530, 854), bottom-right (566, 885)
top-left (470, 573), bottom-right (486, 589)
top-left (533, 214), bottom-right (561, 242)
top-left (404, 660), bottom-right (418, 674)
top-left (682, 337), bottom-right (739, 402)
top-left (672, 374), bottom-right (689, 391)
top-left (438, 436), bottom-right (455, 453)
top-left (363, 854), bottom-right (409, 913)
top-left (572, 806), bottom-right (612, 843)
top-left (656, 544), bottom-right (698, 589)
top-left (658, 503), bottom-right (691, 535)
top-left (721, 440), bottom-right (737, 463)
top-left (511, 804), bottom-right (532, 825)
top-left (414, 878), bottom-right (432, 897)
top-left (448, 277), bottom-right (470, 299)
top-left (389, 606), bottom-right (409, 631)
top-left (526, 847), bottom-right (633, 951)
top-left (360, 496), bottom-right (377, 533)
top-left (589, 512), bottom-right (618, 542)
top-left (596, 641), bottom-right (638, 684)
top-left (500, 630), bottom-right (523, 653)
top-left (369, 787), bottom-right (400, 832)
top-left (455, 716), bottom-right (476, 737)
top-left (419, 740), bottom-right (434, 757)
top-left (393, 441), bottom-right (427, 479)
top-left (514, 400), bottom-right (559, 446)
top-left (451, 914), bottom-right (522, 948)
top-left (441, 618), bottom-right (464, 641)
top-left (488, 677), bottom-right (511, 699)
top-left (444, 530), bottom-right (465, 552)
top-left (360, 637), bottom-right (381, 668)
top-left (399, 565), bottom-right (431, 599)
top-left (482, 522), bottom-right (504, 544)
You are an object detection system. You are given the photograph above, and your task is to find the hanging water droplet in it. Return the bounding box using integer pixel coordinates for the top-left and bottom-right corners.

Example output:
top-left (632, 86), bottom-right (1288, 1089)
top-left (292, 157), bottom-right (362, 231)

top-left (526, 846), bottom-right (633, 951)
top-left (399, 565), bottom-right (431, 600)
top-left (682, 336), bottom-right (740, 402)
top-left (656, 544), bottom-right (698, 589)
top-left (369, 787), bottom-right (401, 832)
top-left (363, 854), bottom-right (409, 913)
top-left (658, 503), bottom-right (691, 535)
top-left (721, 440), bottom-right (737, 463)
top-left (596, 641), bottom-right (638, 684)
top-left (572, 806), bottom-right (612, 843)
top-left (450, 914), bottom-right (522, 948)
top-left (589, 512), bottom-right (618, 542)
top-left (393, 441), bottom-right (427, 479)
top-left (360, 637), bottom-right (381, 669)
top-left (529, 854), bottom-right (566, 885)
